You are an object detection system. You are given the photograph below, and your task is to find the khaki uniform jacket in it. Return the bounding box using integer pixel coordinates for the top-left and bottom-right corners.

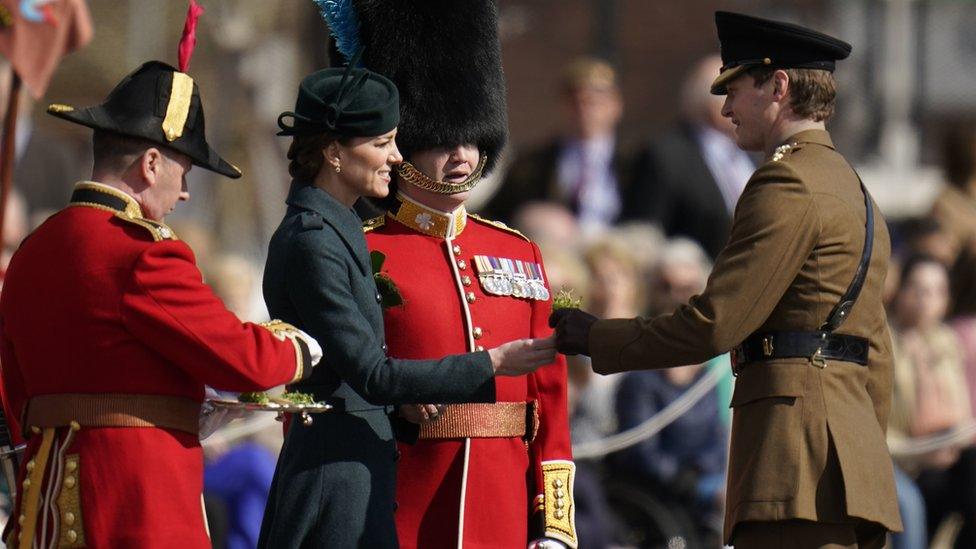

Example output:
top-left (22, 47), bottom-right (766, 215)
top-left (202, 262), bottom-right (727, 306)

top-left (589, 130), bottom-right (903, 543)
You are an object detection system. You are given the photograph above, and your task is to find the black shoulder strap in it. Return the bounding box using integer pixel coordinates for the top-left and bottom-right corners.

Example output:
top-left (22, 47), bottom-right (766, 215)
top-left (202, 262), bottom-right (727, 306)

top-left (821, 177), bottom-right (874, 332)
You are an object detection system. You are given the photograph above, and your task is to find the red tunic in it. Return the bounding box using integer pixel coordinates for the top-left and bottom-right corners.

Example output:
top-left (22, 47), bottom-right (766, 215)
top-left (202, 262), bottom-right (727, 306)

top-left (365, 196), bottom-right (577, 549)
top-left (0, 182), bottom-right (308, 549)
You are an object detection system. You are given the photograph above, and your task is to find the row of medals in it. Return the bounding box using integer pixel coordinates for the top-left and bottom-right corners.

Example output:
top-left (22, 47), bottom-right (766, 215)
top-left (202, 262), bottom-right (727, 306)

top-left (479, 273), bottom-right (551, 301)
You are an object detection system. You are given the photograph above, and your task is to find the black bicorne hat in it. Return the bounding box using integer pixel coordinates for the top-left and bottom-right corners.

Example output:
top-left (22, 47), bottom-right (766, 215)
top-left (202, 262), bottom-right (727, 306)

top-left (711, 11), bottom-right (852, 95)
top-left (353, 0), bottom-right (508, 173)
top-left (46, 60), bottom-right (241, 179)
top-left (276, 64), bottom-right (400, 138)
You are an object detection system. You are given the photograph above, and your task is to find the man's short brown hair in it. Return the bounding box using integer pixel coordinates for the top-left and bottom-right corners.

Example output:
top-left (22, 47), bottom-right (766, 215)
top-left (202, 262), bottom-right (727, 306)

top-left (747, 66), bottom-right (837, 122)
top-left (92, 130), bottom-right (157, 173)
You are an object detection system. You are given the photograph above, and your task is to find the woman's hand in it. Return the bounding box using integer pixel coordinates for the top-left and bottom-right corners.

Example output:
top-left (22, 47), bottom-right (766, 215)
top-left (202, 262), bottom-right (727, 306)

top-left (488, 336), bottom-right (557, 376)
top-left (399, 404), bottom-right (445, 424)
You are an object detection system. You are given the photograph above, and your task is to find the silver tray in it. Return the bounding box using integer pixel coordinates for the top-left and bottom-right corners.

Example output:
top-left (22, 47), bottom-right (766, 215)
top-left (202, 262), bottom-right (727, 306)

top-left (207, 399), bottom-right (332, 425)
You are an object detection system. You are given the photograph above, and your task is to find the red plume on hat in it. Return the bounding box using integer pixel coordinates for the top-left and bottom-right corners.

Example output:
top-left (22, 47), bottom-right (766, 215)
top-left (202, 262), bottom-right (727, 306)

top-left (178, 0), bottom-right (205, 72)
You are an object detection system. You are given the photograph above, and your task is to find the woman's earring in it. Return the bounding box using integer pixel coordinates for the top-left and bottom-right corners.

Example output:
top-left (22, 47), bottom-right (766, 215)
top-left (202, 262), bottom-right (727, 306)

top-left (334, 164), bottom-right (341, 173)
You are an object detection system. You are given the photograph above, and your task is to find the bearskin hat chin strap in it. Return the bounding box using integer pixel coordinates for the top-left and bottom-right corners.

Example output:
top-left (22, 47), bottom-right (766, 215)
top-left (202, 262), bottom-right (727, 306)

top-left (395, 154), bottom-right (487, 195)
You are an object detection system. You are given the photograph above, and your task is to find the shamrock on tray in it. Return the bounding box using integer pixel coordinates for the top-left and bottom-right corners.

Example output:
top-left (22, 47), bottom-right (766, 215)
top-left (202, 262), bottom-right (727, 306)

top-left (370, 250), bottom-right (403, 309)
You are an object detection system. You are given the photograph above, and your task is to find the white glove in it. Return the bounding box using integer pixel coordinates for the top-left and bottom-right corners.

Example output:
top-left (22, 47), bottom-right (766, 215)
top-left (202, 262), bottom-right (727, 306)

top-left (527, 538), bottom-right (568, 549)
top-left (294, 328), bottom-right (323, 367)
top-left (199, 387), bottom-right (245, 440)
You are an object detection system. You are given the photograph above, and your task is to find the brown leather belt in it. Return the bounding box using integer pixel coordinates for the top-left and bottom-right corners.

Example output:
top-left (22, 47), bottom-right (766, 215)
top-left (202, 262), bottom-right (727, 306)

top-left (419, 401), bottom-right (538, 442)
top-left (24, 393), bottom-right (201, 436)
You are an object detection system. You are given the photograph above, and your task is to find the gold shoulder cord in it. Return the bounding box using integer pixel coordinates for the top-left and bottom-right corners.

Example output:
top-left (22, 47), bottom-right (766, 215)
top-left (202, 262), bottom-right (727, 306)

top-left (395, 154), bottom-right (487, 195)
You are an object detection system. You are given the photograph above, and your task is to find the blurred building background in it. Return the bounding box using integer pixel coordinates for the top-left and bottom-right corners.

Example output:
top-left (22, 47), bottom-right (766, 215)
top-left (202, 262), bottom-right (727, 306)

top-left (9, 0), bottom-right (972, 253)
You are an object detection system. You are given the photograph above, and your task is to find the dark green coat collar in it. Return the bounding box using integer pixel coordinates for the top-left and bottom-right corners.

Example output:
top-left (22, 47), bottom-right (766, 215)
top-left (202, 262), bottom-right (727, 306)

top-left (285, 182), bottom-right (371, 276)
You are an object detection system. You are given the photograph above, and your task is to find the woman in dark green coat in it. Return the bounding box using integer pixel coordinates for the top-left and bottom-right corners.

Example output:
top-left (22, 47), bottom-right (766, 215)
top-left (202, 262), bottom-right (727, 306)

top-left (257, 68), bottom-right (555, 548)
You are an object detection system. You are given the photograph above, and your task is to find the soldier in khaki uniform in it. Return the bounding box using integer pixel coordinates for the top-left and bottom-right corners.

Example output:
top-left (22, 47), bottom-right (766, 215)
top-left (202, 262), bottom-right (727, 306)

top-left (551, 11), bottom-right (903, 548)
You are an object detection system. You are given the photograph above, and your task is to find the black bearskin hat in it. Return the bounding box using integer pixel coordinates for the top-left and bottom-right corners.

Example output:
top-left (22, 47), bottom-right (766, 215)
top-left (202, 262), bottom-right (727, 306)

top-left (353, 0), bottom-right (508, 173)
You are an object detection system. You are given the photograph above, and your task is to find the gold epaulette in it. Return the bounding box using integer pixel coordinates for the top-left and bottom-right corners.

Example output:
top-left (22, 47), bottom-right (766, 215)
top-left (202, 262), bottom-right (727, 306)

top-left (362, 215), bottom-right (385, 233)
top-left (468, 213), bottom-right (529, 241)
top-left (114, 213), bottom-right (178, 242)
top-left (539, 460), bottom-right (578, 548)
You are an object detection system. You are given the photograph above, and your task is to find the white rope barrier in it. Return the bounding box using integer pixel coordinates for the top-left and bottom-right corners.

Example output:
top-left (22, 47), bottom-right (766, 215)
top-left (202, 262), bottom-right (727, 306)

top-left (571, 366), bottom-right (724, 460)
top-left (202, 371), bottom-right (976, 461)
top-left (888, 421), bottom-right (976, 458)
top-left (568, 364), bottom-right (976, 461)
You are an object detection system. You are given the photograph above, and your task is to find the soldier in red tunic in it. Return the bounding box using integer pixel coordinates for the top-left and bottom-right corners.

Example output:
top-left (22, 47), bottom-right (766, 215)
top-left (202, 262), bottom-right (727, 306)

top-left (0, 54), bottom-right (321, 549)
top-left (355, 1), bottom-right (577, 547)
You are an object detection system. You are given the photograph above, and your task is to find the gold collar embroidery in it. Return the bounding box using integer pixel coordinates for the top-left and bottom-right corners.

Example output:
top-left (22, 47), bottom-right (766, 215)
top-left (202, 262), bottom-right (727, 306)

top-left (68, 181), bottom-right (144, 218)
top-left (390, 192), bottom-right (467, 238)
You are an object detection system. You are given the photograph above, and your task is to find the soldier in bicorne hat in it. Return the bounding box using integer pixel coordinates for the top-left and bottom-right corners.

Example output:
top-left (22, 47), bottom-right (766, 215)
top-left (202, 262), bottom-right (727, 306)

top-left (552, 11), bottom-right (903, 547)
top-left (0, 7), bottom-right (322, 548)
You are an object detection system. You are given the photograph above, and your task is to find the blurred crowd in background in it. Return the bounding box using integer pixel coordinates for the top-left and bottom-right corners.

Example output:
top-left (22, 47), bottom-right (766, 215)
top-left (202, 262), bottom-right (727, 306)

top-left (2, 1), bottom-right (976, 548)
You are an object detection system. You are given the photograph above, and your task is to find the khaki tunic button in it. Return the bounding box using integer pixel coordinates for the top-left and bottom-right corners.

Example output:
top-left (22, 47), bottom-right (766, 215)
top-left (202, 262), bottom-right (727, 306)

top-left (462, 276), bottom-right (472, 286)
top-left (452, 245), bottom-right (462, 256)
top-left (18, 514), bottom-right (24, 525)
top-left (66, 530), bottom-right (78, 543)
top-left (473, 327), bottom-right (483, 339)
top-left (22, 478), bottom-right (30, 489)
top-left (457, 260), bottom-right (467, 270)
top-left (64, 476), bottom-right (76, 489)
top-left (466, 292), bottom-right (476, 303)
top-left (555, 488), bottom-right (565, 498)
top-left (65, 511), bottom-right (76, 525)
top-left (554, 510), bottom-right (565, 520)
top-left (553, 479), bottom-right (563, 488)
top-left (25, 460), bottom-right (35, 472)
top-left (66, 461), bottom-right (77, 473)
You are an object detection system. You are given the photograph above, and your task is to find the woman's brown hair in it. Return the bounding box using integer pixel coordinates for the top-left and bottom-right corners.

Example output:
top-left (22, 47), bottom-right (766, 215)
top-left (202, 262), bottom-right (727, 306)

top-left (287, 133), bottom-right (350, 182)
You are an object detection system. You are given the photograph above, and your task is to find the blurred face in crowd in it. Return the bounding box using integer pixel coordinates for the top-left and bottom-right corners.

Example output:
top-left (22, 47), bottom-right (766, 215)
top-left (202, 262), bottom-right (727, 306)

top-left (895, 260), bottom-right (950, 330)
top-left (139, 148), bottom-right (192, 221)
top-left (651, 261), bottom-right (707, 316)
top-left (682, 55), bottom-right (737, 137)
top-left (328, 129), bottom-right (402, 203)
top-left (721, 72), bottom-right (783, 152)
top-left (400, 143), bottom-right (480, 209)
top-left (565, 84), bottom-right (622, 140)
top-left (588, 254), bottom-right (640, 318)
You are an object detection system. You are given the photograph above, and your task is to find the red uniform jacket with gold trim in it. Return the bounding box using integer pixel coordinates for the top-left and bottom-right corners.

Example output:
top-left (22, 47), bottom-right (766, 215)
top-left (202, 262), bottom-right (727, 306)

top-left (0, 183), bottom-right (309, 549)
top-left (366, 199), bottom-right (576, 549)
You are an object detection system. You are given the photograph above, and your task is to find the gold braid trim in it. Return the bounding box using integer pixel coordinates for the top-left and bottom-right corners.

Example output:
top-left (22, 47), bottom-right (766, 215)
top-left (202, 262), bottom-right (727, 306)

top-left (18, 428), bottom-right (56, 549)
top-left (258, 320), bottom-right (307, 382)
top-left (395, 154), bottom-right (487, 195)
top-left (541, 460), bottom-right (578, 548)
top-left (468, 214), bottom-right (529, 241)
top-left (362, 215), bottom-right (386, 233)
